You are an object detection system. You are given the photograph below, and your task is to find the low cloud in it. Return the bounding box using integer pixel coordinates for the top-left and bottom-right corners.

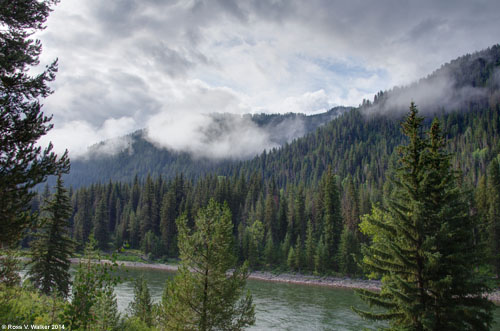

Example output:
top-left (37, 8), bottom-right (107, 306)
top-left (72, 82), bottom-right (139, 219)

top-left (278, 89), bottom-right (333, 115)
top-left (39, 117), bottom-right (136, 159)
top-left (145, 112), bottom-right (277, 160)
top-left (364, 66), bottom-right (489, 117)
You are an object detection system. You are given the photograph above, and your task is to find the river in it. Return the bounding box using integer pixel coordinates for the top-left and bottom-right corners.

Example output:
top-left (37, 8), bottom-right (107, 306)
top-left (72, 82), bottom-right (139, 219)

top-left (113, 267), bottom-right (500, 331)
top-left (19, 266), bottom-right (500, 330)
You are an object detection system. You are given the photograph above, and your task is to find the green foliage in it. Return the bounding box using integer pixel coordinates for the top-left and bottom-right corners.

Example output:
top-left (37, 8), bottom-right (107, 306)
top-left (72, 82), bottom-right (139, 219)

top-left (93, 198), bottom-right (110, 251)
top-left (28, 174), bottom-right (75, 297)
top-left (64, 236), bottom-right (122, 330)
top-left (321, 170), bottom-right (343, 271)
top-left (93, 289), bottom-right (121, 331)
top-left (128, 275), bottom-right (153, 327)
top-left (161, 200), bottom-right (255, 330)
top-left (287, 246), bottom-right (296, 271)
top-left (486, 159), bottom-right (500, 277)
top-left (247, 220), bottom-right (264, 268)
top-left (122, 316), bottom-right (156, 331)
top-left (355, 104), bottom-right (494, 330)
top-left (263, 230), bottom-right (275, 266)
top-left (0, 0), bottom-right (69, 246)
top-left (0, 249), bottom-right (22, 287)
top-left (142, 230), bottom-right (163, 259)
top-left (336, 226), bottom-right (360, 277)
top-left (304, 220), bottom-right (316, 271)
top-left (0, 282), bottom-right (66, 325)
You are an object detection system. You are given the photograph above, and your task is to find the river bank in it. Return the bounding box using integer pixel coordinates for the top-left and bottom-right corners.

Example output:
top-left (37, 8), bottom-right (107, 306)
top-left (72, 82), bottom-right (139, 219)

top-left (79, 258), bottom-right (500, 303)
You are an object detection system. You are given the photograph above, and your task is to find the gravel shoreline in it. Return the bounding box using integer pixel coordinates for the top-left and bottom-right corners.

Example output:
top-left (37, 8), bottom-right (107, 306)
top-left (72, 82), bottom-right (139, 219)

top-left (83, 259), bottom-right (500, 304)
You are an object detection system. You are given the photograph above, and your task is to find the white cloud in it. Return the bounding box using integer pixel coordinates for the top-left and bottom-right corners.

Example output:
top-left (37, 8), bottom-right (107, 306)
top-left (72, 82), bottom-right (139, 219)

top-left (145, 112), bottom-right (276, 160)
top-left (39, 117), bottom-right (136, 159)
top-left (30, 0), bottom-right (500, 158)
top-left (277, 90), bottom-right (333, 114)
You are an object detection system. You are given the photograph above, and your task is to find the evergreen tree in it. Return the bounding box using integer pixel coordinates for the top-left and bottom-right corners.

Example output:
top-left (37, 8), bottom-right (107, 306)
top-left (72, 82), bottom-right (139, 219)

top-left (263, 230), bottom-right (275, 266)
top-left (64, 236), bottom-right (121, 330)
top-left (247, 220), bottom-right (264, 268)
top-left (264, 190), bottom-right (278, 242)
top-left (128, 275), bottom-right (153, 327)
top-left (314, 235), bottom-right (328, 274)
top-left (93, 289), bottom-right (121, 331)
top-left (73, 190), bottom-right (92, 248)
top-left (28, 174), bottom-right (75, 297)
top-left (0, 0), bottom-right (69, 246)
top-left (322, 169), bottom-right (342, 270)
top-left (355, 103), bottom-right (494, 330)
top-left (93, 197), bottom-right (109, 250)
top-left (160, 189), bottom-right (177, 256)
top-left (486, 159), bottom-right (500, 277)
top-left (287, 246), bottom-right (296, 271)
top-left (304, 220), bottom-right (316, 271)
top-left (163, 199), bottom-right (255, 330)
top-left (337, 225), bottom-right (359, 276)
top-left (293, 234), bottom-right (303, 271)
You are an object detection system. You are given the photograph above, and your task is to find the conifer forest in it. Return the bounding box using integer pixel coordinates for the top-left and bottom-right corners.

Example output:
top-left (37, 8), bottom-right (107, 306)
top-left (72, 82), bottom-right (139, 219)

top-left (2, 0), bottom-right (500, 330)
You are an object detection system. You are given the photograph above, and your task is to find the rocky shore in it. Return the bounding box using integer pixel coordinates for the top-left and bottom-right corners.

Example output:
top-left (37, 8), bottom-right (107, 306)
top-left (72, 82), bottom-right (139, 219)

top-left (88, 259), bottom-right (500, 303)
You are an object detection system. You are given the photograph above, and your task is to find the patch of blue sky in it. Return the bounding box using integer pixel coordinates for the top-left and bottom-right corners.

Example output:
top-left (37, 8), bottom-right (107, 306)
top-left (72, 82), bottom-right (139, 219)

top-left (313, 56), bottom-right (388, 80)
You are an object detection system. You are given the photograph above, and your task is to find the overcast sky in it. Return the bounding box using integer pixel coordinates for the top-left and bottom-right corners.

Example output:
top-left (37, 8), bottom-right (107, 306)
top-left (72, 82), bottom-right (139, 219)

top-left (36, 0), bottom-right (500, 157)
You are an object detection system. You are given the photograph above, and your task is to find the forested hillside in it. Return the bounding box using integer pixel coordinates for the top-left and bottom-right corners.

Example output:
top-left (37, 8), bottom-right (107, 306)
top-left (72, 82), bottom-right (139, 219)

top-left (65, 107), bottom-right (349, 188)
top-left (31, 45), bottom-right (500, 277)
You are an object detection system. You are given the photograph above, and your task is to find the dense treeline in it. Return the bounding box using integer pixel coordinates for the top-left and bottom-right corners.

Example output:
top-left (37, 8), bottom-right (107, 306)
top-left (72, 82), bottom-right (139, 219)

top-left (29, 100), bottom-right (500, 276)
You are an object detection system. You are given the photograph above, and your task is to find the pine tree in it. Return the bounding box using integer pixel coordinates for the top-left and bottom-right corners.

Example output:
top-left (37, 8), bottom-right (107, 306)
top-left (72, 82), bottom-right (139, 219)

top-left (322, 169), bottom-right (342, 270)
top-left (0, 0), bottom-right (69, 246)
top-left (355, 103), bottom-right (494, 330)
top-left (28, 174), bottom-right (75, 297)
top-left (93, 289), bottom-right (121, 331)
top-left (128, 275), bottom-right (153, 327)
top-left (486, 159), bottom-right (500, 278)
top-left (337, 225), bottom-right (359, 276)
top-left (73, 190), bottom-right (92, 248)
top-left (263, 230), bottom-right (275, 266)
top-left (64, 236), bottom-right (121, 330)
top-left (287, 246), bottom-right (296, 271)
top-left (163, 199), bottom-right (255, 330)
top-left (160, 189), bottom-right (177, 257)
top-left (93, 198), bottom-right (109, 250)
top-left (304, 220), bottom-right (316, 271)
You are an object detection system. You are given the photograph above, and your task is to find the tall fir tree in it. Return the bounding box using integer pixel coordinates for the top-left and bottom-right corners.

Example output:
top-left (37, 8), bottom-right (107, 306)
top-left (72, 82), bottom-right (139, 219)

top-left (93, 197), bottom-right (109, 250)
top-left (163, 199), bottom-right (255, 330)
top-left (73, 189), bottom-right (92, 248)
top-left (322, 169), bottom-right (342, 271)
top-left (486, 159), bottom-right (500, 278)
top-left (355, 103), bottom-right (493, 330)
top-left (64, 236), bottom-right (121, 330)
top-left (128, 275), bottom-right (153, 327)
top-left (28, 174), bottom-right (75, 297)
top-left (0, 0), bottom-right (69, 246)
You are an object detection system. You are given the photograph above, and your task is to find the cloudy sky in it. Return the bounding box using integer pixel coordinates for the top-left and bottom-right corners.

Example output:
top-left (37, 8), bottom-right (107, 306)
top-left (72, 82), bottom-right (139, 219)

top-left (36, 0), bottom-right (500, 157)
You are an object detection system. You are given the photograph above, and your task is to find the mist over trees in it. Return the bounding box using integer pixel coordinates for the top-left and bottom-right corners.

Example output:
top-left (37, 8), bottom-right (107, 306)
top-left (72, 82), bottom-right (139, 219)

top-left (2, 0), bottom-right (500, 326)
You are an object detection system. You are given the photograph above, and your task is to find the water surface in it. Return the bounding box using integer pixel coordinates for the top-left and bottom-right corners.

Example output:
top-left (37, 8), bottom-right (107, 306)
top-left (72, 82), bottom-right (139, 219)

top-left (113, 267), bottom-right (500, 330)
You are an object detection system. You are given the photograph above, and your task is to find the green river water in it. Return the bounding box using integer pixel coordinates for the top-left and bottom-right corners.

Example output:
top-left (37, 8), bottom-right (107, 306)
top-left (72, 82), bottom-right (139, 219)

top-left (19, 266), bottom-right (500, 330)
top-left (113, 267), bottom-right (500, 331)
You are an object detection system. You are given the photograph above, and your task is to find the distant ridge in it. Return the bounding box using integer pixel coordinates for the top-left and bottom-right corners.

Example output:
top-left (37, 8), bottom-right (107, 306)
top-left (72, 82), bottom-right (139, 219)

top-left (64, 107), bottom-right (350, 187)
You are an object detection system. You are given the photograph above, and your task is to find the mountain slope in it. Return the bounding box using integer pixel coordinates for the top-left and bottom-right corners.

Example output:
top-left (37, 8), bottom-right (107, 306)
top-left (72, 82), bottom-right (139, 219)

top-left (228, 44), bottom-right (500, 189)
top-left (65, 107), bottom-right (349, 187)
